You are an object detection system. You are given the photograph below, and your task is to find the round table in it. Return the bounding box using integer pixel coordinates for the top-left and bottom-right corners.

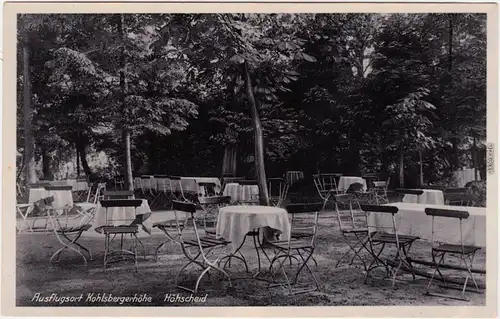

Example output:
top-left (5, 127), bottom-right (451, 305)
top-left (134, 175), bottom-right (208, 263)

top-left (216, 205), bottom-right (291, 253)
top-left (223, 183), bottom-right (259, 204)
top-left (337, 176), bottom-right (367, 192)
top-left (402, 189), bottom-right (445, 205)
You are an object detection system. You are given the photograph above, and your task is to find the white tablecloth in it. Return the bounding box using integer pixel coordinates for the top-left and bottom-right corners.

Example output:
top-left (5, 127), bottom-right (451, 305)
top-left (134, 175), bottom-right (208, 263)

top-left (338, 176), bottom-right (367, 192)
top-left (402, 189), bottom-right (445, 205)
top-left (28, 188), bottom-right (74, 211)
top-left (93, 199), bottom-right (153, 234)
top-left (216, 205), bottom-right (291, 252)
top-left (223, 183), bottom-right (259, 204)
top-left (368, 202), bottom-right (486, 246)
top-left (49, 179), bottom-right (89, 192)
top-left (453, 168), bottom-right (480, 187)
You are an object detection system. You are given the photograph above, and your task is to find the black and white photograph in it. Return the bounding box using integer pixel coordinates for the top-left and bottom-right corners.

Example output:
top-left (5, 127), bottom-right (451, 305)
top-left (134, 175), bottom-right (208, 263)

top-left (2, 2), bottom-right (498, 316)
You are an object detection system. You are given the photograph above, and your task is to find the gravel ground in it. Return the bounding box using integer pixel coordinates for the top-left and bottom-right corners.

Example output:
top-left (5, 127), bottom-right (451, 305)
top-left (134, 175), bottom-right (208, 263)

top-left (16, 210), bottom-right (486, 307)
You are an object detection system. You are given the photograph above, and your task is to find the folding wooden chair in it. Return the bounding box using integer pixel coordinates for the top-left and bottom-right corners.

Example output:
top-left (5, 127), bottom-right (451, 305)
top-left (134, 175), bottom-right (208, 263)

top-left (36, 196), bottom-right (94, 266)
top-left (268, 178), bottom-right (290, 208)
top-left (171, 200), bottom-right (232, 293)
top-left (113, 175), bottom-right (125, 190)
top-left (169, 176), bottom-right (188, 202)
top-left (100, 199), bottom-right (146, 271)
top-left (361, 204), bottom-right (419, 287)
top-left (268, 203), bottom-right (323, 295)
top-left (372, 177), bottom-right (390, 204)
top-left (313, 173), bottom-right (341, 209)
top-left (346, 182), bottom-right (375, 205)
top-left (333, 194), bottom-right (369, 269)
top-left (444, 188), bottom-right (476, 206)
top-left (424, 208), bottom-right (483, 301)
top-left (153, 175), bottom-right (172, 210)
top-left (16, 202), bottom-right (33, 233)
top-left (74, 182), bottom-right (105, 222)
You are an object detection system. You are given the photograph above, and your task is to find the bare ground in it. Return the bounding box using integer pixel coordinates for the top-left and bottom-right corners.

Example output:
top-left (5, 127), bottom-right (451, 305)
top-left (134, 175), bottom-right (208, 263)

top-left (16, 210), bottom-right (486, 307)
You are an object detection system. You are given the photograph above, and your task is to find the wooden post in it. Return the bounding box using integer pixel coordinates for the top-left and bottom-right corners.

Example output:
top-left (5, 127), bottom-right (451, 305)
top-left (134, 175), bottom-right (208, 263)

top-left (23, 42), bottom-right (37, 184)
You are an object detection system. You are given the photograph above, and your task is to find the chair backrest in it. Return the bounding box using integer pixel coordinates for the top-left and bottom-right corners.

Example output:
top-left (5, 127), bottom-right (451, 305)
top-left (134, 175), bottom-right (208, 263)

top-left (103, 190), bottom-right (134, 199)
top-left (44, 185), bottom-right (73, 191)
top-left (286, 202), bottom-right (323, 246)
top-left (198, 196), bottom-right (231, 235)
top-left (425, 208), bottom-right (470, 250)
top-left (100, 199), bottom-right (143, 208)
top-left (361, 204), bottom-right (400, 243)
top-left (197, 182), bottom-right (218, 198)
top-left (333, 193), bottom-right (361, 230)
top-left (28, 182), bottom-right (50, 189)
top-left (443, 188), bottom-right (474, 206)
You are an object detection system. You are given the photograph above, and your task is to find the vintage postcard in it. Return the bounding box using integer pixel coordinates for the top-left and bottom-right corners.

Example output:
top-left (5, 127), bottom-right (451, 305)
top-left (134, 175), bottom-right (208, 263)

top-left (1, 1), bottom-right (498, 317)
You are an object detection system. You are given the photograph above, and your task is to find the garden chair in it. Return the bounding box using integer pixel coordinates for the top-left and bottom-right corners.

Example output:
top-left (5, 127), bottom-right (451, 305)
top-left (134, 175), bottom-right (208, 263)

top-left (424, 208), bottom-right (483, 301)
top-left (313, 173), bottom-right (341, 209)
top-left (16, 201), bottom-right (33, 233)
top-left (169, 176), bottom-right (188, 202)
top-left (360, 204), bottom-right (420, 287)
top-left (346, 182), bottom-right (375, 205)
top-left (171, 200), bottom-right (232, 293)
top-left (100, 199), bottom-right (147, 271)
top-left (372, 177), bottom-right (390, 204)
top-left (333, 193), bottom-right (369, 269)
top-left (74, 182), bottom-right (105, 220)
top-left (113, 175), bottom-right (125, 190)
top-left (38, 196), bottom-right (94, 266)
top-left (196, 182), bottom-right (219, 198)
top-left (444, 188), bottom-right (476, 206)
top-left (268, 203), bottom-right (323, 295)
top-left (268, 178), bottom-right (290, 208)
top-left (153, 175), bottom-right (172, 210)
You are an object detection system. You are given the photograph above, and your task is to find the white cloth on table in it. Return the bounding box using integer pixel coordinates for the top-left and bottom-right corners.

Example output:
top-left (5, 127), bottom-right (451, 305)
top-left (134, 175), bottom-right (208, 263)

top-left (337, 176), bottom-right (367, 192)
top-left (402, 189), bottom-right (445, 205)
top-left (28, 188), bottom-right (74, 213)
top-left (223, 183), bottom-right (259, 203)
top-left (453, 168), bottom-right (480, 187)
top-left (367, 202), bottom-right (486, 246)
top-left (141, 176), bottom-right (156, 190)
top-left (93, 199), bottom-right (153, 234)
top-left (180, 177), bottom-right (221, 194)
top-left (216, 205), bottom-right (291, 252)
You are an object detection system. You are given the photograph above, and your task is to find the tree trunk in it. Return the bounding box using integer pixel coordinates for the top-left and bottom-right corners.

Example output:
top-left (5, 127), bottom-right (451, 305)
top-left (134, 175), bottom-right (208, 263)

top-left (75, 138), bottom-right (93, 178)
top-left (42, 148), bottom-right (54, 181)
top-left (124, 130), bottom-right (134, 191)
top-left (222, 143), bottom-right (238, 176)
top-left (76, 143), bottom-right (81, 178)
top-left (22, 43), bottom-right (37, 184)
top-left (399, 147), bottom-right (404, 187)
top-left (118, 13), bottom-right (133, 191)
top-left (419, 149), bottom-right (424, 186)
top-left (472, 135), bottom-right (477, 180)
top-left (244, 62), bottom-right (269, 206)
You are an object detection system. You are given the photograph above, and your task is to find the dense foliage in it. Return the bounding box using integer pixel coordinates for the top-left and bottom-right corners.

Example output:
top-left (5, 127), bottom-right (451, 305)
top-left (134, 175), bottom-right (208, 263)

top-left (17, 13), bottom-right (486, 188)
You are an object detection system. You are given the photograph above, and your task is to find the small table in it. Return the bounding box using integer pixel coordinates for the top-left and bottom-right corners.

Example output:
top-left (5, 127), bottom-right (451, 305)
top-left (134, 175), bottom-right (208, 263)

top-left (337, 176), bottom-right (367, 192)
top-left (402, 189), bottom-right (445, 205)
top-left (223, 183), bottom-right (259, 204)
top-left (216, 205), bottom-right (291, 276)
top-left (93, 199), bottom-right (153, 234)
